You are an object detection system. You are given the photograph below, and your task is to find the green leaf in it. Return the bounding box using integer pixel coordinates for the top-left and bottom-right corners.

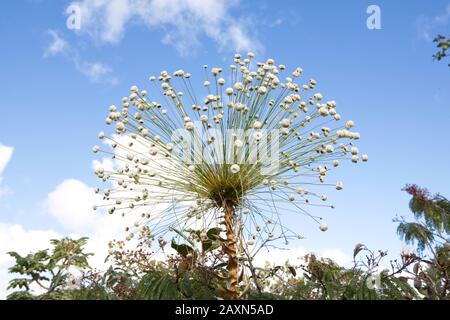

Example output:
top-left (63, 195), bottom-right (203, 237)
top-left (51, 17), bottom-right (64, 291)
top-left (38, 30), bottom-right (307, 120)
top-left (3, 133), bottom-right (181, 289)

top-left (171, 239), bottom-right (194, 258)
top-left (288, 266), bottom-right (297, 277)
top-left (207, 228), bottom-right (221, 240)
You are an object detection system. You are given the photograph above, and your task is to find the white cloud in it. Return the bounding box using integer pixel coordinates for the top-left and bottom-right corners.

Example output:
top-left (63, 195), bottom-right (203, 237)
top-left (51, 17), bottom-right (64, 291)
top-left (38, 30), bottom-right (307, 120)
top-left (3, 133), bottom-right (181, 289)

top-left (0, 144), bottom-right (13, 197)
top-left (92, 157), bottom-right (114, 172)
top-left (44, 30), bottom-right (68, 57)
top-left (73, 60), bottom-right (118, 86)
top-left (42, 178), bottom-right (138, 267)
top-left (320, 248), bottom-right (350, 266)
top-left (44, 30), bottom-right (118, 85)
top-left (68, 0), bottom-right (262, 54)
top-left (43, 179), bottom-right (101, 233)
top-left (417, 4), bottom-right (450, 41)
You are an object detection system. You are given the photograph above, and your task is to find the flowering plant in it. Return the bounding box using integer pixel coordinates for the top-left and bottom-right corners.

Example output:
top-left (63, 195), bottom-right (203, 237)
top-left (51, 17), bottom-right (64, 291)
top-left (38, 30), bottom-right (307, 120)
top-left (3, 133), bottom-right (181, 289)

top-left (93, 53), bottom-right (367, 298)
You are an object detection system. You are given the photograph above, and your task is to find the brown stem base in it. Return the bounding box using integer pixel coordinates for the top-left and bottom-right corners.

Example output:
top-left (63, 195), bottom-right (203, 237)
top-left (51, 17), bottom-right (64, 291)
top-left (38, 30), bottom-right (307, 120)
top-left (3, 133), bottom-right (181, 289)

top-left (222, 201), bottom-right (239, 300)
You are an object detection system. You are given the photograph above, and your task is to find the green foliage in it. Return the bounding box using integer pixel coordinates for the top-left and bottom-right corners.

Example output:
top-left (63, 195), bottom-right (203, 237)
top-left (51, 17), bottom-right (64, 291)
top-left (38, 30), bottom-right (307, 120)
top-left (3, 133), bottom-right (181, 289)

top-left (5, 186), bottom-right (449, 300)
top-left (254, 252), bottom-right (419, 300)
top-left (69, 285), bottom-right (114, 300)
top-left (7, 237), bottom-right (92, 299)
top-left (171, 240), bottom-right (195, 258)
top-left (397, 222), bottom-right (434, 252)
top-left (433, 34), bottom-right (450, 67)
top-left (395, 185), bottom-right (450, 299)
top-left (133, 272), bottom-right (181, 300)
top-left (397, 185), bottom-right (449, 251)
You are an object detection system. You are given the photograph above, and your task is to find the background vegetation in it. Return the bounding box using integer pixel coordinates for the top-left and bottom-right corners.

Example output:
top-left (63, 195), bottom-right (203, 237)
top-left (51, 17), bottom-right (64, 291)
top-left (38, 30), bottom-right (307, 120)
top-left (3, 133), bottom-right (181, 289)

top-left (7, 185), bottom-right (449, 300)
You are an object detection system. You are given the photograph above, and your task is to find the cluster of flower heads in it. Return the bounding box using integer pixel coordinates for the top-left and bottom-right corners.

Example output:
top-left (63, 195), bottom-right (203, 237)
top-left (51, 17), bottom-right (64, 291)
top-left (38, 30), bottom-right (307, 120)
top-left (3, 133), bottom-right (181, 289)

top-left (93, 53), bottom-right (368, 251)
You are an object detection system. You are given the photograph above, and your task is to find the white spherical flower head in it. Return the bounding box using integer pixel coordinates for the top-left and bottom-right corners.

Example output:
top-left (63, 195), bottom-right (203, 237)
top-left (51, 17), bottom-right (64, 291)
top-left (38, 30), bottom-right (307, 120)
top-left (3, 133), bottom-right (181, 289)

top-left (280, 118), bottom-right (291, 128)
top-left (280, 127), bottom-right (289, 135)
top-left (115, 122), bottom-right (125, 133)
top-left (314, 93), bottom-right (323, 100)
top-left (200, 115), bottom-right (208, 122)
top-left (351, 147), bottom-right (359, 155)
top-left (253, 121), bottom-right (262, 129)
top-left (211, 67), bottom-right (222, 76)
top-left (235, 103), bottom-right (245, 111)
top-left (225, 87), bottom-right (234, 96)
top-left (130, 85), bottom-right (138, 93)
top-left (319, 223), bottom-right (328, 232)
top-left (92, 145), bottom-right (100, 153)
top-left (166, 143), bottom-right (174, 151)
top-left (336, 182), bottom-right (344, 190)
top-left (173, 69), bottom-right (184, 77)
top-left (345, 120), bottom-right (354, 129)
top-left (257, 86), bottom-right (267, 95)
top-left (150, 147), bottom-right (158, 156)
top-left (230, 164), bottom-right (240, 174)
top-left (362, 154), bottom-right (369, 162)
top-left (98, 131), bottom-right (105, 139)
top-left (234, 82), bottom-right (244, 91)
top-left (319, 107), bottom-right (329, 116)
top-left (247, 239), bottom-right (255, 246)
top-left (234, 139), bottom-right (244, 148)
top-left (325, 145), bottom-right (334, 153)
top-left (254, 131), bottom-right (263, 141)
top-left (185, 121), bottom-right (195, 131)
top-left (218, 78), bottom-right (225, 86)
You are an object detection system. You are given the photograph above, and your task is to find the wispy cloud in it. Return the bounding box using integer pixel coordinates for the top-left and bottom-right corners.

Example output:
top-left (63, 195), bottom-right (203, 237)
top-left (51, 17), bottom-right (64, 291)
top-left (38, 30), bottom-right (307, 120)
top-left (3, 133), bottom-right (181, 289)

top-left (44, 30), bottom-right (69, 57)
top-left (68, 0), bottom-right (262, 55)
top-left (73, 59), bottom-right (117, 85)
top-left (44, 30), bottom-right (118, 85)
top-left (417, 4), bottom-right (450, 41)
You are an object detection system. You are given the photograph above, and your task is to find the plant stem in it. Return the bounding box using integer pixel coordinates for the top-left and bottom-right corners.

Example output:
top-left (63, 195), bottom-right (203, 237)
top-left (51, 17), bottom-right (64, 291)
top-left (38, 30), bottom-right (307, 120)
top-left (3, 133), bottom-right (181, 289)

top-left (222, 201), bottom-right (239, 299)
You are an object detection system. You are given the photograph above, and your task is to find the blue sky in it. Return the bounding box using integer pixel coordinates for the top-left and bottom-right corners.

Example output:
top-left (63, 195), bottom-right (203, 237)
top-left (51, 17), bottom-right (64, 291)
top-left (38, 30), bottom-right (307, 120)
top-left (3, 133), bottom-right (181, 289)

top-left (0, 0), bottom-right (449, 296)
